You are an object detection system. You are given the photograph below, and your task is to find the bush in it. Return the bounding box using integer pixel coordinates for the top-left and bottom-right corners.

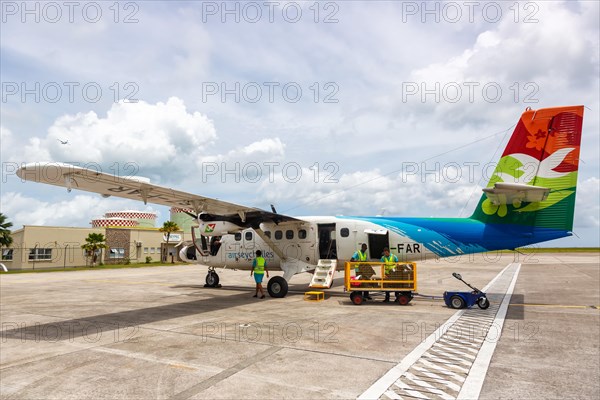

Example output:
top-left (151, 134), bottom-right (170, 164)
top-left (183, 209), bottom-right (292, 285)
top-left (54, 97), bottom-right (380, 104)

top-left (145, 256), bottom-right (152, 264)
top-left (123, 257), bottom-right (131, 265)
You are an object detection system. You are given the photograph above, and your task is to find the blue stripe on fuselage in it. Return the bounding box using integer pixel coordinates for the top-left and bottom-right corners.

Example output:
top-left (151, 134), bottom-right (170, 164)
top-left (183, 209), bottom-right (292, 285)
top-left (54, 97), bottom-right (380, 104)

top-left (341, 216), bottom-right (570, 257)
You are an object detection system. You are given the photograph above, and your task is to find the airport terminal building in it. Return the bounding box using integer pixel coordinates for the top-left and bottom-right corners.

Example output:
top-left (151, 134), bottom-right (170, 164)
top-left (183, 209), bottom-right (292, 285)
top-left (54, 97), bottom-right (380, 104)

top-left (1, 209), bottom-right (194, 270)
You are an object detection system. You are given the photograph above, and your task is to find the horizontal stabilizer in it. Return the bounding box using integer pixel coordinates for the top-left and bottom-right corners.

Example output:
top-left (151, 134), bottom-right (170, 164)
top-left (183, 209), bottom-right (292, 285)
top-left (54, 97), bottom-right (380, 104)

top-left (482, 182), bottom-right (550, 205)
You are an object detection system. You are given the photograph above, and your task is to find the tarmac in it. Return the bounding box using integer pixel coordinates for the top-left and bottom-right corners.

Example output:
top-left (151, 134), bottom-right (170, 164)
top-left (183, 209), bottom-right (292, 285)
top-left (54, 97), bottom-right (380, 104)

top-left (1, 252), bottom-right (598, 399)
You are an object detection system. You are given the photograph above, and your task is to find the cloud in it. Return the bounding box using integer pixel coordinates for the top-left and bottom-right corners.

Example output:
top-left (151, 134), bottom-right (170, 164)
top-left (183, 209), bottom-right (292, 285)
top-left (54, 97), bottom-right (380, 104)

top-left (1, 1), bottom-right (597, 247)
top-left (401, 1), bottom-right (599, 118)
top-left (319, 1), bottom-right (600, 152)
top-left (1, 192), bottom-right (162, 229)
top-left (0, 126), bottom-right (15, 163)
top-left (574, 177), bottom-right (600, 229)
top-left (17, 97), bottom-right (216, 182)
top-left (1, 4), bottom-right (213, 86)
top-left (260, 166), bottom-right (478, 217)
top-left (198, 137), bottom-right (285, 165)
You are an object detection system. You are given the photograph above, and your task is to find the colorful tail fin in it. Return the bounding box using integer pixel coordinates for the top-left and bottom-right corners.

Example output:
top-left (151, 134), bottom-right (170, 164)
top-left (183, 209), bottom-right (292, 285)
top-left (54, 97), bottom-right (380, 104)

top-left (470, 105), bottom-right (584, 232)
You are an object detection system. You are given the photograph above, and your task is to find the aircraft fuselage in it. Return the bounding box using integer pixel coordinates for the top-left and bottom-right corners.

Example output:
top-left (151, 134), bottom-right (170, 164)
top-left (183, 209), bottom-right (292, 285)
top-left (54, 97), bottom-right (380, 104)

top-left (192, 215), bottom-right (570, 270)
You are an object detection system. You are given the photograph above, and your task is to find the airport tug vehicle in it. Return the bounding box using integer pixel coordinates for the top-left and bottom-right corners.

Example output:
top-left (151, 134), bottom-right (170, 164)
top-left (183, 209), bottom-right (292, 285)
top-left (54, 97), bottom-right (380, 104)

top-left (444, 272), bottom-right (490, 309)
top-left (344, 261), bottom-right (417, 305)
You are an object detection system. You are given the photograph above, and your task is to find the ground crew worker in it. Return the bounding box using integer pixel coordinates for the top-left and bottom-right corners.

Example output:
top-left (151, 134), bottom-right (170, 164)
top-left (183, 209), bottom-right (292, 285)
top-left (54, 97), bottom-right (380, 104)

top-left (381, 247), bottom-right (399, 302)
top-left (351, 243), bottom-right (372, 300)
top-left (251, 250), bottom-right (269, 298)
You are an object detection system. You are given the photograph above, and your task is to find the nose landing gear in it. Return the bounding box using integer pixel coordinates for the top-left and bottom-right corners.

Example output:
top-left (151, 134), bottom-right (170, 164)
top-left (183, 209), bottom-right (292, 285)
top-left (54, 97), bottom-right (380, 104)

top-left (204, 267), bottom-right (221, 288)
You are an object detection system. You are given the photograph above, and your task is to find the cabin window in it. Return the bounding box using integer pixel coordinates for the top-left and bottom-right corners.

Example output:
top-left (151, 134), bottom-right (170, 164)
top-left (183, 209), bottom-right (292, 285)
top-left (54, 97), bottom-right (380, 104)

top-left (298, 229), bottom-right (307, 239)
top-left (264, 231), bottom-right (271, 239)
top-left (274, 230), bottom-right (283, 240)
top-left (245, 231), bottom-right (253, 241)
top-left (28, 248), bottom-right (52, 261)
top-left (340, 228), bottom-right (350, 238)
top-left (286, 230), bottom-right (294, 240)
top-left (234, 233), bottom-right (242, 241)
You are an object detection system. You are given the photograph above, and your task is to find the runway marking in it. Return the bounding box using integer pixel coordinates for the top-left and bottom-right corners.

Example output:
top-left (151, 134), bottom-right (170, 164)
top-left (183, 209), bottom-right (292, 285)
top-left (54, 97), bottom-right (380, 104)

top-left (457, 263), bottom-right (521, 399)
top-left (84, 279), bottom-right (175, 287)
top-left (359, 263), bottom-right (521, 400)
top-left (510, 303), bottom-right (600, 309)
top-left (170, 364), bottom-right (198, 371)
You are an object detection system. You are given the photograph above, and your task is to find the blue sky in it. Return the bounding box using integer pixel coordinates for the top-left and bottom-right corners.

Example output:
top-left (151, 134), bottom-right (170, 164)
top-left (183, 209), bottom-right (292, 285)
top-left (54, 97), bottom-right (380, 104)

top-left (1, 1), bottom-right (598, 247)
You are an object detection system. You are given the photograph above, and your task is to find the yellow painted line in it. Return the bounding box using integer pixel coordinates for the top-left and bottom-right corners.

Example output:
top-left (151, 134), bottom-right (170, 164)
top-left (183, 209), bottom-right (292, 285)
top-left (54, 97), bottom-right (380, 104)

top-left (170, 364), bottom-right (197, 371)
top-left (511, 303), bottom-right (599, 309)
top-left (84, 279), bottom-right (174, 287)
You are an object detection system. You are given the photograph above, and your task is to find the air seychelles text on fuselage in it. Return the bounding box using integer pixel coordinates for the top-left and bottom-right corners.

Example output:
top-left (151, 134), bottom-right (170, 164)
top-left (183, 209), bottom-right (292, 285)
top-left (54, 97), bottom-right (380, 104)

top-left (227, 251), bottom-right (275, 260)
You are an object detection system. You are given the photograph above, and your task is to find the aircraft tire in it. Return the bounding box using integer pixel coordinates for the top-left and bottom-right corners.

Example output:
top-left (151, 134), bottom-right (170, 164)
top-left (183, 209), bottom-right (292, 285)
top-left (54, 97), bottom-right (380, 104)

top-left (205, 271), bottom-right (220, 287)
top-left (267, 276), bottom-right (288, 298)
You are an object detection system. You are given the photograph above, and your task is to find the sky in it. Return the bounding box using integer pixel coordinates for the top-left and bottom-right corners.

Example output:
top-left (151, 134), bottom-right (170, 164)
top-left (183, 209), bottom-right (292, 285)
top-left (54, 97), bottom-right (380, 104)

top-left (1, 1), bottom-right (599, 247)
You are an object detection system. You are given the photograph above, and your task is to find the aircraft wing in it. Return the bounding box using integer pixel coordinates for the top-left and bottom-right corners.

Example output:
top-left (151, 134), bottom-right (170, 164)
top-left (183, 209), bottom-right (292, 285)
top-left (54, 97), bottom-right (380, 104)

top-left (16, 162), bottom-right (299, 226)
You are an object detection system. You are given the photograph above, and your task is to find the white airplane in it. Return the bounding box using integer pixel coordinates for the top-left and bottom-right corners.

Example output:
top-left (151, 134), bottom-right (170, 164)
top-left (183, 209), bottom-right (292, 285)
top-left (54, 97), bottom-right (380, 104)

top-left (17, 105), bottom-right (584, 298)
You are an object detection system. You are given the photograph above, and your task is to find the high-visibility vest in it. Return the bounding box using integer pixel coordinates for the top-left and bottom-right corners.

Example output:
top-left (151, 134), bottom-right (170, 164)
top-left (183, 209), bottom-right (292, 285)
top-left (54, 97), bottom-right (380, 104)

top-left (254, 257), bottom-right (266, 274)
top-left (354, 250), bottom-right (367, 272)
top-left (383, 255), bottom-right (396, 273)
top-left (356, 250), bottom-right (367, 261)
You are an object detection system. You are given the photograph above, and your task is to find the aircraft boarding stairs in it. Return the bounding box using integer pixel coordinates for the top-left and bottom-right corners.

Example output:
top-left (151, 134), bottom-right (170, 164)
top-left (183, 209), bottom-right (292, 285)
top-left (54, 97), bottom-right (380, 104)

top-left (308, 259), bottom-right (337, 289)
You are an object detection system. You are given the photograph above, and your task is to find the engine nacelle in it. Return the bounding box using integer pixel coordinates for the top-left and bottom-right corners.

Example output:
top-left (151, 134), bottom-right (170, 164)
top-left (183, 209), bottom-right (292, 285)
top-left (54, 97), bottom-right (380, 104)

top-left (197, 221), bottom-right (244, 236)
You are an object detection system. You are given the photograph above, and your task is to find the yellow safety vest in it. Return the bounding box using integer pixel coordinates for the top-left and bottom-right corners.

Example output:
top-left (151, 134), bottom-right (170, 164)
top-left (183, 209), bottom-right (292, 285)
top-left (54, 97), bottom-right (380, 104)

top-left (254, 257), bottom-right (266, 274)
top-left (354, 250), bottom-right (367, 272)
top-left (383, 255), bottom-right (396, 273)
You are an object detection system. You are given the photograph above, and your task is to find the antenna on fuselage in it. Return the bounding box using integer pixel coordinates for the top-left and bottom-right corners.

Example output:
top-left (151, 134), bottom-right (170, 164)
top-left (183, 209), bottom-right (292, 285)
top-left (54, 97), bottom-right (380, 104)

top-left (271, 204), bottom-right (277, 214)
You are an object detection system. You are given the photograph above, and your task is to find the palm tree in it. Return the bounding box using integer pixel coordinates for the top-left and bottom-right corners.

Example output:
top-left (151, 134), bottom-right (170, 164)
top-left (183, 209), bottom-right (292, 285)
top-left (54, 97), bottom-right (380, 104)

top-left (0, 213), bottom-right (13, 249)
top-left (159, 221), bottom-right (180, 263)
top-left (81, 233), bottom-right (107, 267)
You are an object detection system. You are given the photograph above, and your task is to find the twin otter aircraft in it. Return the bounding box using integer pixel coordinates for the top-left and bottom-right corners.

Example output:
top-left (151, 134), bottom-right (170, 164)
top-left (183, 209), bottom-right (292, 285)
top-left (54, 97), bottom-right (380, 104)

top-left (17, 105), bottom-right (584, 297)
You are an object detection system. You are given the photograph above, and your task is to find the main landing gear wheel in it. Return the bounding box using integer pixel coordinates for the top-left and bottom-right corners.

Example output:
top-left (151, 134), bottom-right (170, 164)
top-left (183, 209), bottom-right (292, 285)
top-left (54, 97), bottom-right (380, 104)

top-left (477, 297), bottom-right (490, 309)
top-left (450, 295), bottom-right (466, 309)
top-left (267, 276), bottom-right (288, 298)
top-left (204, 267), bottom-right (221, 288)
top-left (350, 291), bottom-right (364, 305)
